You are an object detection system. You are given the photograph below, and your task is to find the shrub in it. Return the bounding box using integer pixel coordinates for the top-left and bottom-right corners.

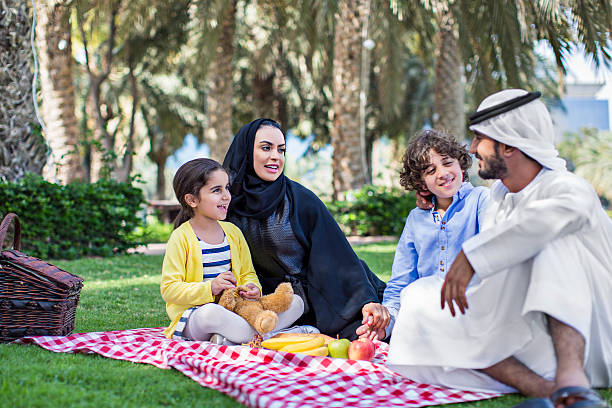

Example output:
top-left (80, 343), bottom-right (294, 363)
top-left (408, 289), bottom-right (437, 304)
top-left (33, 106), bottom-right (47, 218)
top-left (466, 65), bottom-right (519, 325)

top-left (326, 185), bottom-right (416, 236)
top-left (130, 219), bottom-right (173, 244)
top-left (0, 174), bottom-right (145, 259)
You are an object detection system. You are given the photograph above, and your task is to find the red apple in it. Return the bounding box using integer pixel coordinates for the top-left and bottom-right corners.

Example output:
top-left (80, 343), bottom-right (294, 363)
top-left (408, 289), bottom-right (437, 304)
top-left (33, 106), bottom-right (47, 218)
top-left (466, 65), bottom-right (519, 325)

top-left (347, 338), bottom-right (375, 361)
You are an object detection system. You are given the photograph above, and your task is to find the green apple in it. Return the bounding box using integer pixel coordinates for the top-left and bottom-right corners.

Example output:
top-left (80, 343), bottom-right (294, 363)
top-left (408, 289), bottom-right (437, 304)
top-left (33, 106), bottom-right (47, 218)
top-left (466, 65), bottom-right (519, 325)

top-left (328, 338), bottom-right (351, 359)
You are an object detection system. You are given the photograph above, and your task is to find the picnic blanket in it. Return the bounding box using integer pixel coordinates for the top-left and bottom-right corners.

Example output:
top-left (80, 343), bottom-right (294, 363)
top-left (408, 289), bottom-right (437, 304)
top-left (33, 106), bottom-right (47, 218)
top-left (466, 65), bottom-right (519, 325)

top-left (16, 327), bottom-right (501, 407)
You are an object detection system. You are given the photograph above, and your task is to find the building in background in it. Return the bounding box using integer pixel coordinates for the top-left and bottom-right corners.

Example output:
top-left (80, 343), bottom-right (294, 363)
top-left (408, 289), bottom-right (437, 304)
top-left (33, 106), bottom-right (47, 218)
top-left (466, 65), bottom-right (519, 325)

top-left (550, 83), bottom-right (610, 142)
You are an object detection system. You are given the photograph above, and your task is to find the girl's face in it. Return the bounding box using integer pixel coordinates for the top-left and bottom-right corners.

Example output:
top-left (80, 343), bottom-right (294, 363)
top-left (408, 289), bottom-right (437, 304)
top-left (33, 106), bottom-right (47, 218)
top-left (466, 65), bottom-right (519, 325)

top-left (186, 169), bottom-right (231, 221)
top-left (253, 126), bottom-right (285, 182)
top-left (421, 150), bottom-right (463, 200)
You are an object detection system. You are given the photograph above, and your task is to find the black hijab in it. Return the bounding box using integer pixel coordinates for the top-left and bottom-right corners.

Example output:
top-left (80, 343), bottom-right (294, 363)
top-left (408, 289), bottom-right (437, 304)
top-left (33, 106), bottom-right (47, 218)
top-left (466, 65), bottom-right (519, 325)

top-left (223, 118), bottom-right (287, 219)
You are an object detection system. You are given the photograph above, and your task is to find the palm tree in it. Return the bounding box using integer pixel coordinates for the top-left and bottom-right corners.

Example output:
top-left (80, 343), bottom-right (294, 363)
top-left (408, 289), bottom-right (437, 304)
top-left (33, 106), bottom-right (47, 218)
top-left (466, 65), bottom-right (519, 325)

top-left (394, 0), bottom-right (612, 140)
top-left (431, 2), bottom-right (464, 139)
top-left (308, 0), bottom-right (432, 196)
top-left (74, 0), bottom-right (193, 181)
top-left (206, 1), bottom-right (235, 162)
top-left (141, 79), bottom-right (205, 199)
top-left (75, 0), bottom-right (121, 181)
top-left (234, 1), bottom-right (431, 195)
top-left (366, 4), bottom-right (434, 168)
top-left (0, 0), bottom-right (48, 182)
top-left (190, 0), bottom-right (236, 162)
top-left (232, 0), bottom-right (335, 136)
top-left (35, 0), bottom-right (84, 183)
top-left (330, 0), bottom-right (370, 197)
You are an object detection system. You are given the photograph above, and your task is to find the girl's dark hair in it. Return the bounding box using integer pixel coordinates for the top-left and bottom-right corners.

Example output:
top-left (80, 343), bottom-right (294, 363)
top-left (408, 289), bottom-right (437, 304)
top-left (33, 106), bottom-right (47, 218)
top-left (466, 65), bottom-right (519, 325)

top-left (399, 129), bottom-right (472, 192)
top-left (172, 158), bottom-right (227, 229)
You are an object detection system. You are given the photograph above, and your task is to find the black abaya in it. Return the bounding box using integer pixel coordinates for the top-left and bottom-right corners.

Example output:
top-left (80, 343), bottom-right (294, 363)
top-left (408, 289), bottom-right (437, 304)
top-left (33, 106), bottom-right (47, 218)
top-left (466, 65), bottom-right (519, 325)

top-left (224, 119), bottom-right (385, 339)
top-left (228, 180), bottom-right (386, 339)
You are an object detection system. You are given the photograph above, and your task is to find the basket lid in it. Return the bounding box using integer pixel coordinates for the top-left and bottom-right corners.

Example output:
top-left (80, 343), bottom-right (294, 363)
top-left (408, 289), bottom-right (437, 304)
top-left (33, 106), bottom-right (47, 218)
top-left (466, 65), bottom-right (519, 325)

top-left (0, 249), bottom-right (83, 291)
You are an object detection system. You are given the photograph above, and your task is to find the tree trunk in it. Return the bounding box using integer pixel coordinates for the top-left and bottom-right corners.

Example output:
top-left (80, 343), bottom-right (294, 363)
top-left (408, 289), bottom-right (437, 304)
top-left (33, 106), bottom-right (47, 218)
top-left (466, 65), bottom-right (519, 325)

top-left (142, 105), bottom-right (170, 200)
top-left (252, 72), bottom-right (289, 127)
top-left (148, 142), bottom-right (169, 200)
top-left (77, 2), bottom-right (119, 181)
top-left (253, 73), bottom-right (276, 118)
top-left (433, 7), bottom-right (465, 140)
top-left (0, 0), bottom-right (48, 182)
top-left (36, 1), bottom-right (83, 184)
top-left (114, 45), bottom-right (138, 183)
top-left (85, 86), bottom-right (105, 182)
top-left (204, 1), bottom-right (235, 162)
top-left (330, 0), bottom-right (369, 198)
top-left (154, 158), bottom-right (168, 200)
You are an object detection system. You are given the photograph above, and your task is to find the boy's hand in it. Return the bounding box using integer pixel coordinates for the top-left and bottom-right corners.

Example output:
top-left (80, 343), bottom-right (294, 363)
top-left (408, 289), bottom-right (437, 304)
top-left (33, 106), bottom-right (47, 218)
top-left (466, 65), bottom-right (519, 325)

top-left (239, 283), bottom-right (261, 300)
top-left (356, 302), bottom-right (389, 340)
top-left (415, 190), bottom-right (434, 210)
top-left (211, 271), bottom-right (237, 296)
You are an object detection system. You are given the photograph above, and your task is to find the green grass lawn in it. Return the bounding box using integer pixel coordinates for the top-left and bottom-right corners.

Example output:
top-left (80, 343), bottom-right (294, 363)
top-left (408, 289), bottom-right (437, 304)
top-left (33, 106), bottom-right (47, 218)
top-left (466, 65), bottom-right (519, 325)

top-left (1, 242), bottom-right (610, 407)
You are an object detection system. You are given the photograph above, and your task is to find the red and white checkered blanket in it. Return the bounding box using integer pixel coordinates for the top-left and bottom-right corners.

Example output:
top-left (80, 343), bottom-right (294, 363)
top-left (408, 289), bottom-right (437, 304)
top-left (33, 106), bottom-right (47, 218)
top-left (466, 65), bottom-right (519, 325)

top-left (17, 327), bottom-right (500, 407)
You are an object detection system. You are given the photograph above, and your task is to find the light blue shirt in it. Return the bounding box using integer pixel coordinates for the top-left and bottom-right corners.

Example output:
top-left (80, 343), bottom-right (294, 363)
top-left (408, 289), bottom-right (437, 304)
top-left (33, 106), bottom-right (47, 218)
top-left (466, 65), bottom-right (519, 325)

top-left (382, 182), bottom-right (489, 335)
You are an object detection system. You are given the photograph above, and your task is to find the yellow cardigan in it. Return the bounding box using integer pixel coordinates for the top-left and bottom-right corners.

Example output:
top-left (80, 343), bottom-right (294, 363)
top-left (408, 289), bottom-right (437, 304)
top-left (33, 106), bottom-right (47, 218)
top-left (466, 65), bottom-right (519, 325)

top-left (160, 220), bottom-right (261, 338)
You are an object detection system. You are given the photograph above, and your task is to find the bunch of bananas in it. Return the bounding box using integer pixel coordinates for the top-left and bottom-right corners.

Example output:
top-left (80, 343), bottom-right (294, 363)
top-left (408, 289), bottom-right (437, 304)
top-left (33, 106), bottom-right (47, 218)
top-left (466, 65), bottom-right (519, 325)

top-left (261, 333), bottom-right (333, 357)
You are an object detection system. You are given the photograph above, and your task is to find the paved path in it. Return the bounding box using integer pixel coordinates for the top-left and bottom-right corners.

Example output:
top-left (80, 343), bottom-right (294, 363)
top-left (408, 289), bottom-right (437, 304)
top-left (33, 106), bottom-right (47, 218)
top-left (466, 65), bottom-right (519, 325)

top-left (129, 236), bottom-right (398, 256)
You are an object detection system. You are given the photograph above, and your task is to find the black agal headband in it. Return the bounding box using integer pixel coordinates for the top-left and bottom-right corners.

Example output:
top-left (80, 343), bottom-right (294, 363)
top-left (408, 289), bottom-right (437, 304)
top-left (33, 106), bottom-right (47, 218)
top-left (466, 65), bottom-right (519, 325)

top-left (468, 91), bottom-right (541, 126)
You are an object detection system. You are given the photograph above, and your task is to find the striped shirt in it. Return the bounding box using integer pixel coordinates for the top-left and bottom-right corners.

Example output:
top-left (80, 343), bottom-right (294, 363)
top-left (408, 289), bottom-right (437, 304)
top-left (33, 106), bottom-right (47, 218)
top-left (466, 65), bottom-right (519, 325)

top-left (173, 236), bottom-right (232, 340)
top-left (199, 235), bottom-right (231, 281)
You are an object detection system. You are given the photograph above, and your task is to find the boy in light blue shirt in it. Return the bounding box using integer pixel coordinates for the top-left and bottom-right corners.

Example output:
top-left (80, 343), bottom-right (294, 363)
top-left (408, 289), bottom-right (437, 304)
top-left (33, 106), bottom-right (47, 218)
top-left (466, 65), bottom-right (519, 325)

top-left (357, 130), bottom-right (489, 340)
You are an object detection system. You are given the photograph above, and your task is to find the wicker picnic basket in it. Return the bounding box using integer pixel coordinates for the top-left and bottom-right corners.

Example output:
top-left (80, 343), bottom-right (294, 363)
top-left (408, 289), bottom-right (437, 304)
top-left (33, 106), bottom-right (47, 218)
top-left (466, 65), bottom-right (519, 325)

top-left (0, 213), bottom-right (84, 343)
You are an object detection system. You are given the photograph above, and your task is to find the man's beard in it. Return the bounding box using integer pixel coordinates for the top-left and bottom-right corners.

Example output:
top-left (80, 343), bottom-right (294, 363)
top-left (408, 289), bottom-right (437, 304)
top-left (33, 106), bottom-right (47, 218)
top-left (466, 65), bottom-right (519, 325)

top-left (477, 145), bottom-right (508, 180)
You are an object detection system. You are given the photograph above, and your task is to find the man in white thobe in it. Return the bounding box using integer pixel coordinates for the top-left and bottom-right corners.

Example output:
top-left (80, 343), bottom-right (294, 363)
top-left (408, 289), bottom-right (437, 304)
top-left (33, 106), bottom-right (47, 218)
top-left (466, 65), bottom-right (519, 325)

top-left (386, 89), bottom-right (612, 408)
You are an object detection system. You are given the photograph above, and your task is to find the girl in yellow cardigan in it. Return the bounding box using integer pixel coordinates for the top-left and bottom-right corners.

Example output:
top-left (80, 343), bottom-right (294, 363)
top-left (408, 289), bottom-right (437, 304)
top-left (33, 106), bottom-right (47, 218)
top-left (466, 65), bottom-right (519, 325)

top-left (161, 158), bottom-right (303, 344)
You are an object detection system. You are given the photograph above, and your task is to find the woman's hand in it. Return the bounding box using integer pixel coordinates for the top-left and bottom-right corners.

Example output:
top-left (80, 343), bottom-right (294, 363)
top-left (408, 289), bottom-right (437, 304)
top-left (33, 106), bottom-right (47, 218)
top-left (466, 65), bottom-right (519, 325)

top-left (239, 283), bottom-right (261, 300)
top-left (211, 271), bottom-right (237, 296)
top-left (356, 302), bottom-right (390, 340)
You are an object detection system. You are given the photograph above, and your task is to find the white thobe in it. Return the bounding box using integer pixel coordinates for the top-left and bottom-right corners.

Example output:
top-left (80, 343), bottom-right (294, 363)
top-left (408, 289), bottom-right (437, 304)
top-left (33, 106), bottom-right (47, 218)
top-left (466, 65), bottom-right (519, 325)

top-left (386, 168), bottom-right (612, 392)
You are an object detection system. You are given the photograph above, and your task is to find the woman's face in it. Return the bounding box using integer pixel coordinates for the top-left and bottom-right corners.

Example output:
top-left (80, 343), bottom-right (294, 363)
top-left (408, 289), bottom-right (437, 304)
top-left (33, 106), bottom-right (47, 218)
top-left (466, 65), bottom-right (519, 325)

top-left (253, 126), bottom-right (286, 182)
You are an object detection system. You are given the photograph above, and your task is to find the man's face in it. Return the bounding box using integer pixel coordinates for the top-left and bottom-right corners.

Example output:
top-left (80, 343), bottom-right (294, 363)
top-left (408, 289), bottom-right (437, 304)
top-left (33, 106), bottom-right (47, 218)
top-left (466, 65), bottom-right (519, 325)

top-left (469, 133), bottom-right (508, 180)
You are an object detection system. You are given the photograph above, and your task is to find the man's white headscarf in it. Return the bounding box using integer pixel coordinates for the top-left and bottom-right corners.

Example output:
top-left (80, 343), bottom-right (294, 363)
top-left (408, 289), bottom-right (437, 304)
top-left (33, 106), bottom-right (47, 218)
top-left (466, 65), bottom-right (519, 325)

top-left (468, 89), bottom-right (566, 171)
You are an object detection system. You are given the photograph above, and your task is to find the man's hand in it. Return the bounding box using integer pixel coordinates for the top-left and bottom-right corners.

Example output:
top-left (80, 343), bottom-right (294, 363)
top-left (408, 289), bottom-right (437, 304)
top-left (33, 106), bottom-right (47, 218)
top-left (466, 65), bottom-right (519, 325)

top-left (239, 283), bottom-right (261, 300)
top-left (211, 271), bottom-right (237, 296)
top-left (356, 302), bottom-right (390, 340)
top-left (441, 250), bottom-right (474, 316)
top-left (415, 191), bottom-right (434, 210)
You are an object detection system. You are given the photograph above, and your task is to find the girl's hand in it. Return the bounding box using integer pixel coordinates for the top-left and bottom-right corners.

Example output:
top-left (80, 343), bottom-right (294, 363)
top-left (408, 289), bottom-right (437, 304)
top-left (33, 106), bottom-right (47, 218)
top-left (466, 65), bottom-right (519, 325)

top-left (239, 283), bottom-right (261, 300)
top-left (211, 271), bottom-right (237, 296)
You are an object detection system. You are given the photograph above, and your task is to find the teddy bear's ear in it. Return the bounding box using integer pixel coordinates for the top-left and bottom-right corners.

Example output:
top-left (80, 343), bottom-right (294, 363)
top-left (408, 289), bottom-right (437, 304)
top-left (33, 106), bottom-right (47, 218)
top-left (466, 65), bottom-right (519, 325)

top-left (259, 284), bottom-right (294, 314)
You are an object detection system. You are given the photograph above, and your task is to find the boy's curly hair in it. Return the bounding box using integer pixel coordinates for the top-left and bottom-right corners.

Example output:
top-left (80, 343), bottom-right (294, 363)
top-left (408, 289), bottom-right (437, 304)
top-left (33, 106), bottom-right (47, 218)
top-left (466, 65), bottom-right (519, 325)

top-left (399, 129), bottom-right (472, 192)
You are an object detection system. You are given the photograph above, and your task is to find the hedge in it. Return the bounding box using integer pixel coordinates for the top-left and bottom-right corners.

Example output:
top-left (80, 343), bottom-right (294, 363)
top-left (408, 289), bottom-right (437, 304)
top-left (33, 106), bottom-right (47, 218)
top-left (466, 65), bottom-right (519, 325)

top-left (0, 174), bottom-right (145, 259)
top-left (327, 185), bottom-right (416, 236)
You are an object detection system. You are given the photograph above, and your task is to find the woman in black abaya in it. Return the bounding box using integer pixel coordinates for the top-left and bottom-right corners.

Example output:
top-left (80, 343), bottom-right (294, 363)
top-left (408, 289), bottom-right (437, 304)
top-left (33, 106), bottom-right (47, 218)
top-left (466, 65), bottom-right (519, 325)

top-left (223, 118), bottom-right (386, 340)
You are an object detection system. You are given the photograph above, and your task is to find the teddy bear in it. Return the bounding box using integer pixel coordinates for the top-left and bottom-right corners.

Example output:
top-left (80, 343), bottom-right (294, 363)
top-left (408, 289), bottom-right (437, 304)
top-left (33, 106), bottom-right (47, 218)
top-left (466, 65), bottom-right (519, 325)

top-left (217, 282), bottom-right (294, 334)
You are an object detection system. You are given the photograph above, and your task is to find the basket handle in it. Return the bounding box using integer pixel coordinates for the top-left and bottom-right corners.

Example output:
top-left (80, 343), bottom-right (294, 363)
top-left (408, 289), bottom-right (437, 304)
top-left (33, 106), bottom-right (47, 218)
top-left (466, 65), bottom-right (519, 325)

top-left (0, 213), bottom-right (21, 251)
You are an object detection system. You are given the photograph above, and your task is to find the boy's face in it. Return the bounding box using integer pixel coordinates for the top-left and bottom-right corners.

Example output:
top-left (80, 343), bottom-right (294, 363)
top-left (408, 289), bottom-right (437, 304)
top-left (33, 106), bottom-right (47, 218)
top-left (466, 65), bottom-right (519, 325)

top-left (421, 150), bottom-right (463, 200)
